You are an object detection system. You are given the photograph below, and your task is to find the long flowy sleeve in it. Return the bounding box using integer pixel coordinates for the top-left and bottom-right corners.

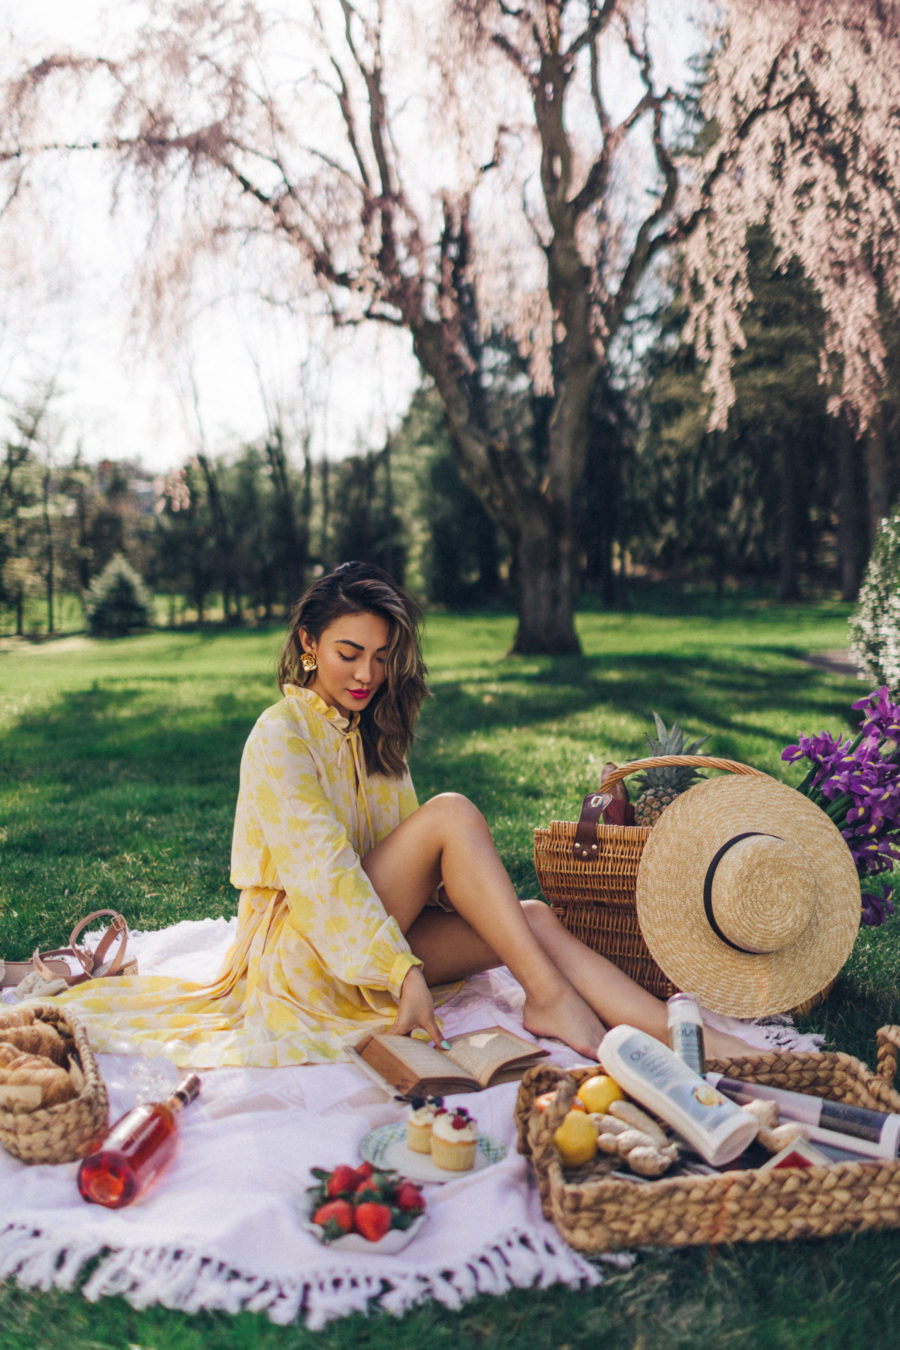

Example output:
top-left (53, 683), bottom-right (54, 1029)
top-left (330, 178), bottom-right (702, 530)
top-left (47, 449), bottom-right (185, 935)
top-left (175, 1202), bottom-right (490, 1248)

top-left (58, 684), bottom-right (436, 1069)
top-left (230, 696), bottom-right (422, 1000)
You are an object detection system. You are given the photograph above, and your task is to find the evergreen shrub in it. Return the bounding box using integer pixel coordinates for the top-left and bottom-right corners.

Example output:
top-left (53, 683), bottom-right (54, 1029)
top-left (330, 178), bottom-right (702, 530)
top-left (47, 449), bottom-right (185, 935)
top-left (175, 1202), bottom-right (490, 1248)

top-left (85, 553), bottom-right (153, 637)
top-left (849, 508), bottom-right (900, 687)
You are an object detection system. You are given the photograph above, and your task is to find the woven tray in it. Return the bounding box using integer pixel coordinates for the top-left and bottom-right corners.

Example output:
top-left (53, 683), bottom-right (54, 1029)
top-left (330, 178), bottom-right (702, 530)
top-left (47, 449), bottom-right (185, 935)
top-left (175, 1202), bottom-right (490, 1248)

top-left (0, 1003), bottom-right (108, 1164)
top-left (533, 756), bottom-right (766, 1000)
top-left (515, 1028), bottom-right (900, 1250)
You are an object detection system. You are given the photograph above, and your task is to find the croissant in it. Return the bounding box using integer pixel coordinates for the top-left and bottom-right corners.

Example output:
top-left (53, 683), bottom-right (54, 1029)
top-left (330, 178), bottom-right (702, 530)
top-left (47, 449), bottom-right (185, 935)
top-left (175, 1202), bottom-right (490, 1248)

top-left (0, 1023), bottom-right (68, 1065)
top-left (0, 1048), bottom-right (78, 1111)
top-left (0, 1007), bottom-right (36, 1030)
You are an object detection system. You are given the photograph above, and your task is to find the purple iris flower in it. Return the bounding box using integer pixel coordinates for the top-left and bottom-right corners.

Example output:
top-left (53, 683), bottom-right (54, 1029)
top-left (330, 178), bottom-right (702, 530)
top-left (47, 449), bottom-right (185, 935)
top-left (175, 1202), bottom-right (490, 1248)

top-left (785, 686), bottom-right (900, 926)
top-left (861, 885), bottom-right (896, 927)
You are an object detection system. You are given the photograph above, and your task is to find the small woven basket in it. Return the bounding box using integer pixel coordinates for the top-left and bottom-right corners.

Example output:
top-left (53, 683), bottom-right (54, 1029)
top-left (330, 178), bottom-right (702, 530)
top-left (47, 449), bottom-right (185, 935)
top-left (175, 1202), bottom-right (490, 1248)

top-left (0, 1003), bottom-right (108, 1164)
top-left (533, 755), bottom-right (767, 999)
top-left (515, 1028), bottom-right (900, 1250)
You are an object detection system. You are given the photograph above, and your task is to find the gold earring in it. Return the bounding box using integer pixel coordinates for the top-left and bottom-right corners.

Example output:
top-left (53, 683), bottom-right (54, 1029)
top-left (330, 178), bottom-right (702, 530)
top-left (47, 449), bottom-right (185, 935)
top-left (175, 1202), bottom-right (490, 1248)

top-left (300, 651), bottom-right (317, 673)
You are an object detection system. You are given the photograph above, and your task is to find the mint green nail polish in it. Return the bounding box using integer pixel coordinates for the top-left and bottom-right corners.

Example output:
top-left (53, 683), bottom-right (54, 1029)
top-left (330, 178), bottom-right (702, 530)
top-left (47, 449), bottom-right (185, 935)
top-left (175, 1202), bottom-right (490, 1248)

top-left (441, 1040), bottom-right (452, 1051)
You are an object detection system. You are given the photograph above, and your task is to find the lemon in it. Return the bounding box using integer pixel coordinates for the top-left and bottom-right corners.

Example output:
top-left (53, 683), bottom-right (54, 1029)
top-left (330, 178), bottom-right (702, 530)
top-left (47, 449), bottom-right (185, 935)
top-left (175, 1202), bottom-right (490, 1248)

top-left (577, 1074), bottom-right (626, 1115)
top-left (552, 1109), bottom-right (598, 1166)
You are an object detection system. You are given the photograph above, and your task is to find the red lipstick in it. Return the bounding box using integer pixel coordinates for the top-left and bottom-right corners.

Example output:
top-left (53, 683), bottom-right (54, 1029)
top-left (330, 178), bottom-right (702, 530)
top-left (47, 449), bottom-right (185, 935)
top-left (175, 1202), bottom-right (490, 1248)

top-left (349, 689), bottom-right (370, 700)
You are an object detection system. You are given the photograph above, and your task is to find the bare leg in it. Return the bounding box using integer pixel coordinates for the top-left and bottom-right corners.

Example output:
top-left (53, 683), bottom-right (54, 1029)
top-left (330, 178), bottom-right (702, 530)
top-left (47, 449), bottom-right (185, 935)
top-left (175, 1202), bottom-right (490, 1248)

top-left (363, 793), bottom-right (608, 1058)
top-left (519, 900), bottom-right (755, 1061)
top-left (363, 793), bottom-right (753, 1061)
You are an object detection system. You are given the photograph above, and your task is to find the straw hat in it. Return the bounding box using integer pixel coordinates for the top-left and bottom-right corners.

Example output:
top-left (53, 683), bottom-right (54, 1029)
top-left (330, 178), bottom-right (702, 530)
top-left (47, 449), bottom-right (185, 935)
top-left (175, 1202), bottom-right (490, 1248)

top-left (635, 774), bottom-right (861, 1017)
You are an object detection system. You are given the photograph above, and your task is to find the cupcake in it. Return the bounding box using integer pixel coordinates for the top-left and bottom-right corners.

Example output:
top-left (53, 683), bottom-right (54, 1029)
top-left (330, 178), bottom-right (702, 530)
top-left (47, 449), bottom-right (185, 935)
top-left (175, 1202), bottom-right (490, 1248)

top-left (430, 1106), bottom-right (478, 1172)
top-left (406, 1095), bottom-right (444, 1154)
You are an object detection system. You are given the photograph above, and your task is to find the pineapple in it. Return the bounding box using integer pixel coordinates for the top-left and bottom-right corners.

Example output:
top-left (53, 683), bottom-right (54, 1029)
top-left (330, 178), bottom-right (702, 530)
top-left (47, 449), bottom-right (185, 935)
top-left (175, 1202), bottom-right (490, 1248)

top-left (632, 712), bottom-right (710, 826)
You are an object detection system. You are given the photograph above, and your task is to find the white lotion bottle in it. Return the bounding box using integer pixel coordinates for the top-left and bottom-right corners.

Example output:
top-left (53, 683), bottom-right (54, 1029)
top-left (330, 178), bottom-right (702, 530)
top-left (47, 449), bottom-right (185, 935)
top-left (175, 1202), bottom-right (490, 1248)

top-left (599, 1024), bottom-right (759, 1166)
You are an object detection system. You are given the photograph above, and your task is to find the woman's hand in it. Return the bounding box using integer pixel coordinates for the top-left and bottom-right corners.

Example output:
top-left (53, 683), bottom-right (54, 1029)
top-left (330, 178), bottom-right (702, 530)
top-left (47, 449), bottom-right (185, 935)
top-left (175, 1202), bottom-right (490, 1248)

top-left (390, 965), bottom-right (447, 1048)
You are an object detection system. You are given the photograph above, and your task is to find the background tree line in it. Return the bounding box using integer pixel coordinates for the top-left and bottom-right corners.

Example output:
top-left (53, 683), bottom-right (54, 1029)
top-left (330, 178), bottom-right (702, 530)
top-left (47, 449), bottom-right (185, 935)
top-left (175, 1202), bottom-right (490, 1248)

top-left (3, 226), bottom-right (896, 638)
top-left (7, 1), bottom-right (900, 654)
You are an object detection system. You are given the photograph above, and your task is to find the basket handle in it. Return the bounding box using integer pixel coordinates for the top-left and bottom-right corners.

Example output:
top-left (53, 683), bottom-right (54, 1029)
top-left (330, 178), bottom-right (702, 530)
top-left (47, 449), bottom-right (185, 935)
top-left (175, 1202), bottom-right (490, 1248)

top-left (569, 758), bottom-right (767, 860)
top-left (876, 1026), bottom-right (900, 1088)
top-left (598, 755), bottom-right (767, 794)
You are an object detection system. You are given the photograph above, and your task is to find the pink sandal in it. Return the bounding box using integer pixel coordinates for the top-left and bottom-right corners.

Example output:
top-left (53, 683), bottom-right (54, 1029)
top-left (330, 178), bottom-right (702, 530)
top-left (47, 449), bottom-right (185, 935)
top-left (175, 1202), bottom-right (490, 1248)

top-left (0, 910), bottom-right (137, 989)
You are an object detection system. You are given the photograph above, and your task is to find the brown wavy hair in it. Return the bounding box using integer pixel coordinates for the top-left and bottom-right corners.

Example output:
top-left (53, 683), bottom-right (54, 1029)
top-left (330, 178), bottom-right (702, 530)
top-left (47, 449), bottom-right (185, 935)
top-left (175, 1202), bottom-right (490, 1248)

top-left (277, 562), bottom-right (429, 777)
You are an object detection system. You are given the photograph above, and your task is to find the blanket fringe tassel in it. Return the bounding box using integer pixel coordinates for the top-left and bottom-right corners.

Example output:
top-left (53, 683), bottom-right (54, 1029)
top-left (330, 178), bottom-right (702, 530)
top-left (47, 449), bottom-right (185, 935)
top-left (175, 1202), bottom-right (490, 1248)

top-left (0, 1222), bottom-right (611, 1329)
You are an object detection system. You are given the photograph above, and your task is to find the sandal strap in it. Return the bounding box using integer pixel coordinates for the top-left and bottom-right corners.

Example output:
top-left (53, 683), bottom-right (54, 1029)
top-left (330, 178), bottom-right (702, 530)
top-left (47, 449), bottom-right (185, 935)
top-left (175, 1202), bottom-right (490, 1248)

top-left (68, 910), bottom-right (129, 977)
top-left (35, 910), bottom-right (130, 982)
top-left (31, 949), bottom-right (86, 980)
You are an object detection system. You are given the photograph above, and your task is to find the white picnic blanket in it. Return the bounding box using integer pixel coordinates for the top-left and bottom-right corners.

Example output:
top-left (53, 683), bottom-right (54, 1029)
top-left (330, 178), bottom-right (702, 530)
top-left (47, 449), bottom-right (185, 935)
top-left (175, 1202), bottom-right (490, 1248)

top-left (0, 919), bottom-right (821, 1328)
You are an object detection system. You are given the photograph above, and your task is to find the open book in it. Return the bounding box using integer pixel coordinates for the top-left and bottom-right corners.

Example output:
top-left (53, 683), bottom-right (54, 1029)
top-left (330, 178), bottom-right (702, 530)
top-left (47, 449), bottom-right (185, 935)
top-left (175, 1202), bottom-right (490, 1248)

top-left (349, 1025), bottom-right (548, 1098)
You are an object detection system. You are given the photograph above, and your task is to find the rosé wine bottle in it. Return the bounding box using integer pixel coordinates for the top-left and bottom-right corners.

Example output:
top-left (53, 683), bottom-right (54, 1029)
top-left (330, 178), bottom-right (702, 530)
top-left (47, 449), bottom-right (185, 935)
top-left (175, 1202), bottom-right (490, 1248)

top-left (78, 1074), bottom-right (200, 1208)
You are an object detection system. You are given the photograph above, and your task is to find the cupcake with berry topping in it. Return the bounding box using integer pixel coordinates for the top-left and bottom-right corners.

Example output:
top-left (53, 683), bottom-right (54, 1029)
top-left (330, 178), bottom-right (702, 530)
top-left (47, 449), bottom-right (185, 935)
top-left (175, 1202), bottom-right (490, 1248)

top-left (405, 1095), bottom-right (444, 1154)
top-left (430, 1106), bottom-right (478, 1172)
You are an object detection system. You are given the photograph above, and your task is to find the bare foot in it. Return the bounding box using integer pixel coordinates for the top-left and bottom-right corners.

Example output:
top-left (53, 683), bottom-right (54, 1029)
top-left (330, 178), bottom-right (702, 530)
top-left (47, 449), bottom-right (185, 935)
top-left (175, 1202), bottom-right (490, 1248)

top-left (523, 983), bottom-right (607, 1061)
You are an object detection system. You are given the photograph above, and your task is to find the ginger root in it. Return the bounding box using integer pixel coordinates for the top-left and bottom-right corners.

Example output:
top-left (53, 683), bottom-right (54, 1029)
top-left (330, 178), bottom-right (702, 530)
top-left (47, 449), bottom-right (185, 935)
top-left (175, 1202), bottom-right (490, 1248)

top-left (588, 1112), bottom-right (629, 1135)
top-left (607, 1099), bottom-right (670, 1147)
top-left (740, 1099), bottom-right (779, 1130)
top-left (758, 1121), bottom-right (808, 1153)
top-left (596, 1123), bottom-right (679, 1176)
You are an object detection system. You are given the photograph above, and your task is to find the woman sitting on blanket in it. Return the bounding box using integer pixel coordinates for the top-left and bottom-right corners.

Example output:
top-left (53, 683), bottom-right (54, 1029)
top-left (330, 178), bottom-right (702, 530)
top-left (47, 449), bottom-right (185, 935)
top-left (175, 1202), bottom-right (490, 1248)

top-left (61, 561), bottom-right (749, 1067)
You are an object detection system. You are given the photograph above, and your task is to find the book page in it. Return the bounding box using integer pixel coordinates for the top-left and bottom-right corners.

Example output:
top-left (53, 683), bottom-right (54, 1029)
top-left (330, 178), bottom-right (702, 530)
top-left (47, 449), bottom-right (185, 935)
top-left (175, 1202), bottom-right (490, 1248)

top-left (444, 1026), bottom-right (547, 1088)
top-left (354, 1033), bottom-right (478, 1095)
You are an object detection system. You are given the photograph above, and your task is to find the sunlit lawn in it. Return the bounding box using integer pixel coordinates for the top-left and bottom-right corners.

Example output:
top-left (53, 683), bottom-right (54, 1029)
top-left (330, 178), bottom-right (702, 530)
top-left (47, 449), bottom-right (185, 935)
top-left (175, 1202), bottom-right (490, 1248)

top-left (1, 592), bottom-right (899, 1349)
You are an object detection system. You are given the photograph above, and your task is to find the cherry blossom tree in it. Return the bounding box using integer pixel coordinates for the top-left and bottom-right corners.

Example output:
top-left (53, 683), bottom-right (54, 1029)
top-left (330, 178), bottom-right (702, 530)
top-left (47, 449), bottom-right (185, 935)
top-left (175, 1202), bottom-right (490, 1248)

top-left (683, 0), bottom-right (900, 547)
top-left (1, 0), bottom-right (899, 649)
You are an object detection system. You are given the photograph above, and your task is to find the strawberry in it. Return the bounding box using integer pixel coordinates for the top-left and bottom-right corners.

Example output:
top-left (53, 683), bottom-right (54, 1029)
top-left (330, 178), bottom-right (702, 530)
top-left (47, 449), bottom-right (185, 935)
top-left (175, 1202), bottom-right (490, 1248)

top-left (326, 1164), bottom-right (360, 1197)
top-left (354, 1200), bottom-right (392, 1242)
top-left (394, 1181), bottom-right (424, 1214)
top-left (354, 1176), bottom-right (382, 1202)
top-left (312, 1198), bottom-right (354, 1239)
top-left (354, 1161), bottom-right (375, 1183)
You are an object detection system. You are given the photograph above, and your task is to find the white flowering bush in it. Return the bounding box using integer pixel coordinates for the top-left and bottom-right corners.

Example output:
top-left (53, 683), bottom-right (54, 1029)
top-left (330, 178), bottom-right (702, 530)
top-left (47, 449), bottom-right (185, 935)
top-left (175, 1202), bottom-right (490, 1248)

top-left (849, 511), bottom-right (900, 687)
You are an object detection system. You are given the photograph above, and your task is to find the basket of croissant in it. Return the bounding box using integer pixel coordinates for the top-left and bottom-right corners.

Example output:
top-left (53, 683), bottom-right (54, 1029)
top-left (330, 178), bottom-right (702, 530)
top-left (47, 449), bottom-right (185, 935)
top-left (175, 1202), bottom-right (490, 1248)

top-left (0, 1003), bottom-right (108, 1163)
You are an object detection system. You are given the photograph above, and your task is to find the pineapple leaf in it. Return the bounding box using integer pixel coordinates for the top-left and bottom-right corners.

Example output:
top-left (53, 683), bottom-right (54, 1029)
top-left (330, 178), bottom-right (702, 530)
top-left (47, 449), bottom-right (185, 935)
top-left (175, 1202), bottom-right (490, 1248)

top-left (684, 734), bottom-right (710, 756)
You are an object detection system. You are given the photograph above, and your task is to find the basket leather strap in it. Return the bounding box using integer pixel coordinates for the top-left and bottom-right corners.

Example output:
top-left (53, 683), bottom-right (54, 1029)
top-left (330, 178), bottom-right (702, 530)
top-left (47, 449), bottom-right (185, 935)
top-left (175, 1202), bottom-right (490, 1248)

top-left (572, 793), bottom-right (613, 860)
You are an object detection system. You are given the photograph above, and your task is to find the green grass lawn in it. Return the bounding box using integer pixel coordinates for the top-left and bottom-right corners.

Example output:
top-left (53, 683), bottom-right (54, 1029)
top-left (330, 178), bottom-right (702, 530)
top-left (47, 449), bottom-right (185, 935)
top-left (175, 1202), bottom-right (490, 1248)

top-left (1, 594), bottom-right (899, 1349)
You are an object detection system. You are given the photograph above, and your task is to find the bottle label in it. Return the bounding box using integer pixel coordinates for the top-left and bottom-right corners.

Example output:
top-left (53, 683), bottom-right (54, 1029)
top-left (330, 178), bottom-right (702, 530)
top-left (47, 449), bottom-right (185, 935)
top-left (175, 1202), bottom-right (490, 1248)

top-left (669, 1022), bottom-right (705, 1076)
top-left (622, 1034), bottom-right (739, 1128)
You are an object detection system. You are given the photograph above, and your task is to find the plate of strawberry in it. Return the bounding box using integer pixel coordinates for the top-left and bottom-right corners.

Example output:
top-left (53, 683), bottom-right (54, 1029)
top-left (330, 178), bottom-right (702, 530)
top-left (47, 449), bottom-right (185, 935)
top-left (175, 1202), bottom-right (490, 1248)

top-left (304, 1161), bottom-right (427, 1253)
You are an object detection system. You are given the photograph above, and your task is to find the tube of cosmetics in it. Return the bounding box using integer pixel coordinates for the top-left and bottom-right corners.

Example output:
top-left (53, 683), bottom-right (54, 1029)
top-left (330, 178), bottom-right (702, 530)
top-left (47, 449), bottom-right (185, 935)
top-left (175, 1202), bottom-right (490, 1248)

top-left (706, 1073), bottom-right (900, 1159)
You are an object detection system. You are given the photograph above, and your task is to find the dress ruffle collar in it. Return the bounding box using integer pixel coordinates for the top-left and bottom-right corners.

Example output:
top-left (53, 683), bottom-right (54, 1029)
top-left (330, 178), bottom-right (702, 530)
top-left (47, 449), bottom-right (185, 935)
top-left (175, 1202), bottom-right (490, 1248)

top-left (282, 683), bottom-right (360, 736)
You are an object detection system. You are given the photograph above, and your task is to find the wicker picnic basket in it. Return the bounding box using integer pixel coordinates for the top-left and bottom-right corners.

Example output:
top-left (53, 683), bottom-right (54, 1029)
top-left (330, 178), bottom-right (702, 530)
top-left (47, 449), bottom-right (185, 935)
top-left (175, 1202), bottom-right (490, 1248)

top-left (533, 755), bottom-right (767, 1000)
top-left (515, 1027), bottom-right (900, 1250)
top-left (0, 1003), bottom-right (108, 1164)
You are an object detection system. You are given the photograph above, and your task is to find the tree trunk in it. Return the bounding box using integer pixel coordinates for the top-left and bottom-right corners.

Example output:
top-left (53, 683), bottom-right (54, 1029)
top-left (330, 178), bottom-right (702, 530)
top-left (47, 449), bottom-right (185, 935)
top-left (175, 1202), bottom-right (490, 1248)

top-left (509, 515), bottom-right (580, 654)
top-left (778, 437), bottom-right (799, 600)
top-left (319, 456), bottom-right (330, 569)
top-left (41, 466), bottom-right (55, 633)
top-left (382, 437), bottom-right (397, 579)
top-left (196, 452), bottom-right (243, 623)
top-left (864, 405), bottom-right (891, 543)
top-left (836, 414), bottom-right (863, 601)
top-left (412, 319), bottom-right (587, 656)
top-left (265, 425), bottom-right (305, 605)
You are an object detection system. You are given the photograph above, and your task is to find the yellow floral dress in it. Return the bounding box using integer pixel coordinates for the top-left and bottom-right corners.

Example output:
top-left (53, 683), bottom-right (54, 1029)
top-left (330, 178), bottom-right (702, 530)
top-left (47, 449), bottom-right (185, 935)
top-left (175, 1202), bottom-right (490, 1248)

top-left (59, 684), bottom-right (431, 1067)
